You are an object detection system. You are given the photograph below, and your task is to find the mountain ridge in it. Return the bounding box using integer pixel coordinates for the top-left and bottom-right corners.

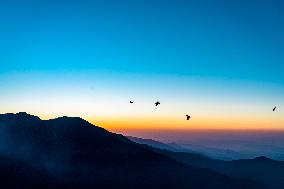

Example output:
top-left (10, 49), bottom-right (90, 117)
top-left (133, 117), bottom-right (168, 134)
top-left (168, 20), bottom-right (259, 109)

top-left (0, 112), bottom-right (269, 189)
top-left (127, 136), bottom-right (284, 189)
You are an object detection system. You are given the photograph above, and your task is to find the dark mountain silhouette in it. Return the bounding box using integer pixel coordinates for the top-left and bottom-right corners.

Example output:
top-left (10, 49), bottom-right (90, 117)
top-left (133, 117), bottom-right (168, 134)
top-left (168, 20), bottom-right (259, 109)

top-left (0, 155), bottom-right (54, 189)
top-left (138, 142), bottom-right (284, 189)
top-left (0, 112), bottom-right (269, 189)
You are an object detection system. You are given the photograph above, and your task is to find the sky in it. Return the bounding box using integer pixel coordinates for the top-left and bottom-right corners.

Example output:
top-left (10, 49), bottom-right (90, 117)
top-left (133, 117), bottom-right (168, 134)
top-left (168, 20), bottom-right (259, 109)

top-left (0, 0), bottom-right (284, 132)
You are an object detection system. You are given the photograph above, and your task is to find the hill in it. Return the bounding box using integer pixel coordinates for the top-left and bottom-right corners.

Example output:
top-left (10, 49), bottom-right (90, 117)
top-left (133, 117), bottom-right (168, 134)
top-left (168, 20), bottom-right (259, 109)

top-left (130, 138), bottom-right (284, 189)
top-left (0, 112), bottom-right (268, 189)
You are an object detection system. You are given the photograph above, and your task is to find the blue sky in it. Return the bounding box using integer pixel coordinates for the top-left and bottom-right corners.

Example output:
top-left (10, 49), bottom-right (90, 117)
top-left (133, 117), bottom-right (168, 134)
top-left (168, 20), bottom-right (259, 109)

top-left (0, 0), bottom-right (283, 130)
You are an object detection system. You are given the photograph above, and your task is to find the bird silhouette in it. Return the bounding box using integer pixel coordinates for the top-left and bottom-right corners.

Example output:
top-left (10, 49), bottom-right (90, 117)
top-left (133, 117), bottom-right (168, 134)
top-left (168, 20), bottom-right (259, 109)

top-left (155, 101), bottom-right (160, 106)
top-left (130, 101), bottom-right (133, 104)
top-left (186, 115), bottom-right (191, 120)
top-left (273, 107), bottom-right (276, 111)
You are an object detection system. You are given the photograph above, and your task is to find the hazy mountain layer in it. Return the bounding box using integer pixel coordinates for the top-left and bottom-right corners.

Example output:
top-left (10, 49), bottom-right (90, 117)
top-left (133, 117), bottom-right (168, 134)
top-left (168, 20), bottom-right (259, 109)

top-left (0, 112), bottom-right (268, 189)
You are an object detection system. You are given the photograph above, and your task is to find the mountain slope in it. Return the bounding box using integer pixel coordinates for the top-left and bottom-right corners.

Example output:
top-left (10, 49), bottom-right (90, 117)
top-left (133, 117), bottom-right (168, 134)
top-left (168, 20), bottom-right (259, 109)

top-left (0, 112), bottom-right (269, 189)
top-left (140, 143), bottom-right (284, 189)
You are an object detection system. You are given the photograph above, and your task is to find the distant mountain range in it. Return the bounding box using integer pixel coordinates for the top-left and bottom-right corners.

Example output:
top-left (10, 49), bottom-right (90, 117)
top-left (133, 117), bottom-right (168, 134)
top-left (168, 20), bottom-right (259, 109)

top-left (127, 136), bottom-right (284, 189)
top-left (0, 112), bottom-right (269, 189)
top-left (127, 136), bottom-right (252, 160)
top-left (127, 136), bottom-right (197, 152)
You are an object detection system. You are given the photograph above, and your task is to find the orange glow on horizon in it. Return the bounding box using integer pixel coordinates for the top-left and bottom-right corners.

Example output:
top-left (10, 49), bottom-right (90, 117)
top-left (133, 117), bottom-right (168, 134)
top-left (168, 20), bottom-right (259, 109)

top-left (89, 116), bottom-right (284, 132)
top-left (2, 111), bottom-right (283, 132)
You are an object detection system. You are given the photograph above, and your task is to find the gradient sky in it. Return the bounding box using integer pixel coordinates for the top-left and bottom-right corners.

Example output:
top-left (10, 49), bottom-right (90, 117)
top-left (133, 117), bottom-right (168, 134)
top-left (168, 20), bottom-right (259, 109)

top-left (0, 0), bottom-right (283, 131)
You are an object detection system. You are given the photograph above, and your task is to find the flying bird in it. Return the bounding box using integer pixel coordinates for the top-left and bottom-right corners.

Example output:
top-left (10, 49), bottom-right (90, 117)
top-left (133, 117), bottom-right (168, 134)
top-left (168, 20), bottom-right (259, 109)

top-left (273, 107), bottom-right (276, 111)
top-left (155, 101), bottom-right (160, 106)
top-left (186, 115), bottom-right (191, 120)
top-left (130, 101), bottom-right (133, 104)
